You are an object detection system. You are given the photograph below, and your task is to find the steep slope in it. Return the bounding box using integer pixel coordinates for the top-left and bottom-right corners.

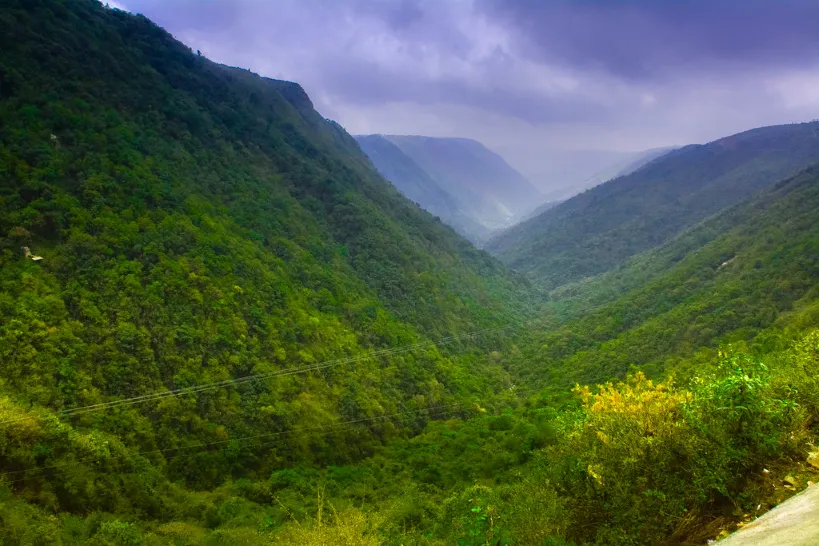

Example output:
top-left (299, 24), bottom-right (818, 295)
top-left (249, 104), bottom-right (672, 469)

top-left (383, 135), bottom-right (543, 231)
top-left (0, 0), bottom-right (534, 536)
top-left (611, 146), bottom-right (677, 179)
top-left (487, 122), bottom-right (819, 289)
top-left (520, 164), bottom-right (819, 387)
top-left (517, 198), bottom-right (562, 223)
top-left (504, 147), bottom-right (674, 203)
top-left (354, 134), bottom-right (490, 243)
top-left (539, 146), bottom-right (679, 203)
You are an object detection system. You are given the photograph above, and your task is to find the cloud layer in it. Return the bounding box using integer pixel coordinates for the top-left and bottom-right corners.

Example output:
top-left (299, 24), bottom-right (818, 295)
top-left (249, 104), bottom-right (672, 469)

top-left (117, 0), bottom-right (819, 184)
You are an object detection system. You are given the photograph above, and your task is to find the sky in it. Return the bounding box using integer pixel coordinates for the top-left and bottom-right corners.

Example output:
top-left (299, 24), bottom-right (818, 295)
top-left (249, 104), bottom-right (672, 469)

top-left (108, 0), bottom-right (819, 184)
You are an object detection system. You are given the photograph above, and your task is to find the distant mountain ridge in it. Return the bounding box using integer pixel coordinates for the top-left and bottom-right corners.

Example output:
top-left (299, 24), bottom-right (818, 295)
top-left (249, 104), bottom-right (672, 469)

top-left (612, 146), bottom-right (679, 178)
top-left (356, 134), bottom-right (543, 242)
top-left (508, 147), bottom-right (677, 203)
top-left (354, 135), bottom-right (491, 243)
top-left (575, 146), bottom-right (679, 194)
top-left (487, 121), bottom-right (819, 289)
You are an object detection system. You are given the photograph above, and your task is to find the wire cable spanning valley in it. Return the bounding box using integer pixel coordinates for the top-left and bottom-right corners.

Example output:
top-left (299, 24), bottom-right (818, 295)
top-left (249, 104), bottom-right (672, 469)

top-left (0, 403), bottom-right (467, 484)
top-left (0, 321), bottom-right (526, 426)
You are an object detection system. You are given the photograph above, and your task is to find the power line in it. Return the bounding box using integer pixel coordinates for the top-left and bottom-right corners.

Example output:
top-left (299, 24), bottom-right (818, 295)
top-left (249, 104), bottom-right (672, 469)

top-left (61, 335), bottom-right (455, 415)
top-left (0, 309), bottom-right (539, 485)
top-left (0, 404), bottom-right (467, 484)
top-left (0, 322), bottom-right (519, 426)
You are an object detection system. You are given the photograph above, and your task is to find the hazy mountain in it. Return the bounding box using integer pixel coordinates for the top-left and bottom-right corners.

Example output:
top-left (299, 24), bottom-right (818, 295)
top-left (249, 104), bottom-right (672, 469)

top-left (498, 149), bottom-right (630, 200)
top-left (354, 134), bottom-right (491, 243)
top-left (508, 147), bottom-right (679, 203)
top-left (612, 146), bottom-right (679, 178)
top-left (486, 121), bottom-right (819, 289)
top-left (381, 135), bottom-right (544, 232)
top-left (577, 146), bottom-right (679, 192)
top-left (517, 198), bottom-right (563, 223)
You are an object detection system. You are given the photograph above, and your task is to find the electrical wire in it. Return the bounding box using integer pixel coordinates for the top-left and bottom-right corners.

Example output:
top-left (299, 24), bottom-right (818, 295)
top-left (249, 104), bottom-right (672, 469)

top-left (0, 404), bottom-right (467, 484)
top-left (0, 322), bottom-right (518, 426)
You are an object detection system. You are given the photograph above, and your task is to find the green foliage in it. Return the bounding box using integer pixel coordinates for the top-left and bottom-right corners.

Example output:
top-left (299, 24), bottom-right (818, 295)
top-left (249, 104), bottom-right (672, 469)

top-left (545, 362), bottom-right (800, 544)
top-left (0, 0), bottom-right (531, 481)
top-left (2, 2), bottom-right (819, 546)
top-left (0, 0), bottom-right (532, 542)
top-left (515, 167), bottom-right (819, 388)
top-left (488, 123), bottom-right (819, 290)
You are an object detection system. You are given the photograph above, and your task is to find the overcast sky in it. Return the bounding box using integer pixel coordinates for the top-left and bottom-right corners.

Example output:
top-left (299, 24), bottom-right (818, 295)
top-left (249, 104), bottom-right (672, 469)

top-left (110, 0), bottom-right (819, 178)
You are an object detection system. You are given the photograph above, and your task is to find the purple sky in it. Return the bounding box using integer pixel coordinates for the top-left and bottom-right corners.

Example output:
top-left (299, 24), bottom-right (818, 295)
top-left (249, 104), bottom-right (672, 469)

top-left (108, 0), bottom-right (819, 180)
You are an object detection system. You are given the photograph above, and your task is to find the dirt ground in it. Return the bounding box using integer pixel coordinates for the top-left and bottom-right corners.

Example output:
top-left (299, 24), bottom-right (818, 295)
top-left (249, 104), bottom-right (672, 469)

top-left (717, 484), bottom-right (819, 545)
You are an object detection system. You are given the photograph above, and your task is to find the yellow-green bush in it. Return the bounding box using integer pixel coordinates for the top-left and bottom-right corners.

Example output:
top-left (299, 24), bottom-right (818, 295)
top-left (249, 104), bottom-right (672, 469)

top-left (548, 349), bottom-right (806, 544)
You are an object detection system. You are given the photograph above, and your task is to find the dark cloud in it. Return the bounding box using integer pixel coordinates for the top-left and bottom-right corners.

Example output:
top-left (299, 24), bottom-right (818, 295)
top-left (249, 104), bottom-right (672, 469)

top-left (478, 0), bottom-right (819, 79)
top-left (117, 0), bottom-right (819, 188)
top-left (130, 0), bottom-right (241, 30)
top-left (384, 0), bottom-right (424, 31)
top-left (309, 53), bottom-right (610, 124)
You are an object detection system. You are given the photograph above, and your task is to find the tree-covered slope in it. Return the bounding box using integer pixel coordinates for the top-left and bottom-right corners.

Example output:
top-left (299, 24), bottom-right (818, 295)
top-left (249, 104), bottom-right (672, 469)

top-left (382, 135), bottom-right (543, 232)
top-left (520, 164), bottom-right (819, 388)
top-left (0, 0), bottom-right (535, 528)
top-left (354, 134), bottom-right (491, 243)
top-left (6, 2), bottom-right (819, 545)
top-left (487, 122), bottom-right (819, 289)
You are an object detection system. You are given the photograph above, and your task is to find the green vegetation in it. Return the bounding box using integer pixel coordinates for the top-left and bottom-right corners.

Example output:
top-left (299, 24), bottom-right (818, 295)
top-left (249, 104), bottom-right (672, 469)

top-left (487, 122), bottom-right (819, 290)
top-left (0, 0), bottom-right (531, 541)
top-left (2, 1), bottom-right (819, 545)
top-left (514, 166), bottom-right (819, 389)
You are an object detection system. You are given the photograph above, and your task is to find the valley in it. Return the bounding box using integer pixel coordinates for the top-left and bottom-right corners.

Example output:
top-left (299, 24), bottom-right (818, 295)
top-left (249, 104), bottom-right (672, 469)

top-left (1, 1), bottom-right (818, 545)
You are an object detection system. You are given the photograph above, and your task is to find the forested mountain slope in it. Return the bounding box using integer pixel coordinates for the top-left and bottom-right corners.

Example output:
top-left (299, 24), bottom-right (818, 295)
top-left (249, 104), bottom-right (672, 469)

top-left (0, 0), bottom-right (535, 541)
top-left (354, 134), bottom-right (491, 243)
top-left (520, 164), bottom-right (819, 388)
top-left (611, 145), bottom-right (678, 178)
top-left (5, 1), bottom-right (819, 545)
top-left (382, 135), bottom-right (543, 232)
top-left (487, 122), bottom-right (819, 289)
top-left (249, 163), bottom-right (819, 546)
top-left (556, 145), bottom-right (678, 202)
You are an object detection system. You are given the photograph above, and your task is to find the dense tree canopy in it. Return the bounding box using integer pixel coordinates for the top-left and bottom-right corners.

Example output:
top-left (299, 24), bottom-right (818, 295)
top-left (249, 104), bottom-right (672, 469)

top-left (1, 1), bottom-right (819, 544)
top-left (487, 122), bottom-right (819, 290)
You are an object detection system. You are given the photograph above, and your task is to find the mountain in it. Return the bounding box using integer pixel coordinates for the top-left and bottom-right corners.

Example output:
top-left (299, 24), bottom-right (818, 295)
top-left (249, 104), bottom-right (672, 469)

top-left (487, 165), bottom-right (819, 544)
top-left (4, 1), bottom-right (819, 545)
top-left (569, 146), bottom-right (679, 197)
top-left (487, 122), bottom-right (819, 289)
top-left (611, 146), bottom-right (678, 178)
top-left (354, 134), bottom-right (491, 243)
top-left (0, 0), bottom-right (533, 541)
top-left (499, 147), bottom-right (677, 203)
top-left (521, 163), bottom-right (819, 387)
top-left (380, 135), bottom-right (544, 232)
top-left (517, 198), bottom-right (563, 223)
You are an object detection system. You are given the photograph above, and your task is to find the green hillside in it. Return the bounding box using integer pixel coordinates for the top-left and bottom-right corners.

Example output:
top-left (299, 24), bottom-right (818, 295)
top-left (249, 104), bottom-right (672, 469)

top-left (0, 0), bottom-right (537, 540)
top-left (487, 122), bottom-right (819, 289)
top-left (3, 1), bottom-right (819, 545)
top-left (524, 164), bottom-right (819, 388)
